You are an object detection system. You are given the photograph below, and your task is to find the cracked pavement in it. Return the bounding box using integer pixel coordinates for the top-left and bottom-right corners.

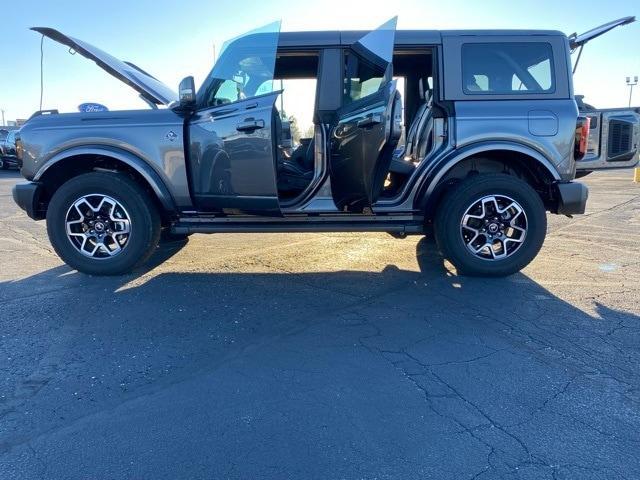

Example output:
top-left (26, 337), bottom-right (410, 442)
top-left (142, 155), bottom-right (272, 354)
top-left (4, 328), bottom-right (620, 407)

top-left (0, 170), bottom-right (639, 479)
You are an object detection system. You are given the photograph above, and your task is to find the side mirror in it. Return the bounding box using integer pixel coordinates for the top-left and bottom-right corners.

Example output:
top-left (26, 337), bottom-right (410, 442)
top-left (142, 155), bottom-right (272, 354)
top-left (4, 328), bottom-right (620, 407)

top-left (178, 76), bottom-right (196, 109)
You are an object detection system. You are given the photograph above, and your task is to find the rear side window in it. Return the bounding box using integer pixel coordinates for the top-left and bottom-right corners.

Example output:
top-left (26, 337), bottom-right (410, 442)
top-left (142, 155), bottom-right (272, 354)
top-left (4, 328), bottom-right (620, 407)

top-left (462, 43), bottom-right (555, 95)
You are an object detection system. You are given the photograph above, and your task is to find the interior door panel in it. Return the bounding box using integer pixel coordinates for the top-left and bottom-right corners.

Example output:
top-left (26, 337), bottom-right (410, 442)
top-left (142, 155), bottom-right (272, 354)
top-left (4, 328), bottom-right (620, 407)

top-left (330, 82), bottom-right (400, 211)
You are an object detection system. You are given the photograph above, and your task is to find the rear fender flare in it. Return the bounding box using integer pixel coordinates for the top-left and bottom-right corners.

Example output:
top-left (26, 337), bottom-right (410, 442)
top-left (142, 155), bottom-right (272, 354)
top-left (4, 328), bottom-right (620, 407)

top-left (415, 141), bottom-right (561, 209)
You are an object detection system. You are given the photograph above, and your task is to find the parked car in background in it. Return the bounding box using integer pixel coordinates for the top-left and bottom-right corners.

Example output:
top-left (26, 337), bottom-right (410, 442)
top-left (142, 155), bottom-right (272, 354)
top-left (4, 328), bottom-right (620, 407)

top-left (11, 16), bottom-right (639, 277)
top-left (0, 129), bottom-right (19, 170)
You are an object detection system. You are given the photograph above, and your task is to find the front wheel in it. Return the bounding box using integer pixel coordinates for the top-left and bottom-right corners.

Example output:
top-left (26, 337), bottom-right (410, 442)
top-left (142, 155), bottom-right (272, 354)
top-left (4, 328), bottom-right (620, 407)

top-left (0, 158), bottom-right (7, 170)
top-left (46, 172), bottom-right (161, 275)
top-left (434, 174), bottom-right (547, 277)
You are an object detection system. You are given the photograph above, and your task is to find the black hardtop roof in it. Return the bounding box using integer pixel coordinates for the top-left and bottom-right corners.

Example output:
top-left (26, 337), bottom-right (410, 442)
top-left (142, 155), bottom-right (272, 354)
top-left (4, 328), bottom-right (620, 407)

top-left (278, 29), bottom-right (566, 48)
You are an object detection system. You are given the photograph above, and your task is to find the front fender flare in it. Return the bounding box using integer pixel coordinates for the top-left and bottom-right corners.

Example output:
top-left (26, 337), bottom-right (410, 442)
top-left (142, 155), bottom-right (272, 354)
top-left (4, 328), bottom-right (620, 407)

top-left (34, 145), bottom-right (177, 213)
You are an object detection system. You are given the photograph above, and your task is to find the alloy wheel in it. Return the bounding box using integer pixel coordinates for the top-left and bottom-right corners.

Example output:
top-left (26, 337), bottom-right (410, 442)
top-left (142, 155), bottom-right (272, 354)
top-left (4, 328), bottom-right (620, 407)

top-left (460, 194), bottom-right (528, 261)
top-left (65, 194), bottom-right (131, 259)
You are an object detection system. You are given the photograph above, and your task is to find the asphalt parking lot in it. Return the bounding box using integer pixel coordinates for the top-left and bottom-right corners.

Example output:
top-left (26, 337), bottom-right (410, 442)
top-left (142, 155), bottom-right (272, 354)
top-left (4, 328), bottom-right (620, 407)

top-left (0, 169), bottom-right (639, 480)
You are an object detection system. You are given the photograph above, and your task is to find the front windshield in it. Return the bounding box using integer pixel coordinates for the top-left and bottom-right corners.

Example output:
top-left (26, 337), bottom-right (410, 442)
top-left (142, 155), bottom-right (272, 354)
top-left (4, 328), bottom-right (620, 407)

top-left (197, 21), bottom-right (281, 108)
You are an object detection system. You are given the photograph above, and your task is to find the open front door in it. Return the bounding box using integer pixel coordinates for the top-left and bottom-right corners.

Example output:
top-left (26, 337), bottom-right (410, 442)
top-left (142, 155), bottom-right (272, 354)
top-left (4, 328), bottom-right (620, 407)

top-left (329, 18), bottom-right (402, 212)
top-left (188, 21), bottom-right (282, 213)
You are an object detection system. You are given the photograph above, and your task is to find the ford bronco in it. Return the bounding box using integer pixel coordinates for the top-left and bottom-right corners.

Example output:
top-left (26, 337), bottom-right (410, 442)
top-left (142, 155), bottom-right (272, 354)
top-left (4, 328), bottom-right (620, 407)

top-left (12, 17), bottom-right (639, 276)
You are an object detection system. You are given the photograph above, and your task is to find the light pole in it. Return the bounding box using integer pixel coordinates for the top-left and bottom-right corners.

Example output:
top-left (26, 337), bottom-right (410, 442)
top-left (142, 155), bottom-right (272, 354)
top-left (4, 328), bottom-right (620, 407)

top-left (1, 109), bottom-right (4, 127)
top-left (626, 76), bottom-right (638, 107)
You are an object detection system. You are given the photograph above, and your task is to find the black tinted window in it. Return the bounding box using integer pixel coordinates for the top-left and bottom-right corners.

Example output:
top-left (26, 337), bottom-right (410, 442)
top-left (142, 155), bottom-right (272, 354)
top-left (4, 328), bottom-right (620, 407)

top-left (462, 43), bottom-right (555, 95)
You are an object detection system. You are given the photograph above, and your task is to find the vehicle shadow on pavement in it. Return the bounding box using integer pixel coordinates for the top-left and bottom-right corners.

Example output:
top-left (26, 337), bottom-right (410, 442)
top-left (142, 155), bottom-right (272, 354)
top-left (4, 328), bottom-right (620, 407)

top-left (1, 238), bottom-right (639, 479)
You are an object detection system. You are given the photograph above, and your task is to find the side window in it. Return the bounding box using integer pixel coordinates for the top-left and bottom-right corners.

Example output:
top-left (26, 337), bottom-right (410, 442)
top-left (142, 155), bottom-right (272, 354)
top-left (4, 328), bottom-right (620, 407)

top-left (343, 51), bottom-right (388, 104)
top-left (342, 17), bottom-right (397, 105)
top-left (527, 58), bottom-right (552, 90)
top-left (462, 43), bottom-right (555, 95)
top-left (197, 21), bottom-right (281, 109)
top-left (213, 80), bottom-right (246, 105)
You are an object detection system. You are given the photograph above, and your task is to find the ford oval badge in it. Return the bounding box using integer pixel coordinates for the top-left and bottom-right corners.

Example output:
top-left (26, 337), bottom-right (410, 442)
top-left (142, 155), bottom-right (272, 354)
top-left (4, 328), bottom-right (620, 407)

top-left (78, 103), bottom-right (109, 113)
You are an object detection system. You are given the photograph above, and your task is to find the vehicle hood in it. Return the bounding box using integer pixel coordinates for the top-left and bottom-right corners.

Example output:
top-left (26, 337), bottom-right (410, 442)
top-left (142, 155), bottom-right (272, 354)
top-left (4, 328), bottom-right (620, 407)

top-left (32, 27), bottom-right (178, 107)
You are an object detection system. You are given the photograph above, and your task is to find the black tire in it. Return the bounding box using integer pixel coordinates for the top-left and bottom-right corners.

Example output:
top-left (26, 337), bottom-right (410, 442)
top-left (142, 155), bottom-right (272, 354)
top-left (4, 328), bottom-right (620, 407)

top-left (0, 159), bottom-right (7, 170)
top-left (46, 172), bottom-right (161, 275)
top-left (434, 173), bottom-right (547, 277)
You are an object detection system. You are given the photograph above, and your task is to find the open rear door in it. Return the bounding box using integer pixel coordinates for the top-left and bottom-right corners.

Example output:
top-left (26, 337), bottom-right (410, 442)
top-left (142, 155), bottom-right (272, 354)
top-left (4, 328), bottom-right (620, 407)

top-left (576, 107), bottom-right (640, 172)
top-left (329, 18), bottom-right (402, 212)
top-left (570, 16), bottom-right (640, 172)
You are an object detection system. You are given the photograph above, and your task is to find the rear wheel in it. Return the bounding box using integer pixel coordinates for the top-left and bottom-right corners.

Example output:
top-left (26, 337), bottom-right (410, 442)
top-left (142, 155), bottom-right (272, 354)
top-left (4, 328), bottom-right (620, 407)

top-left (0, 158), bottom-right (7, 170)
top-left (434, 173), bottom-right (547, 277)
top-left (46, 172), bottom-right (161, 275)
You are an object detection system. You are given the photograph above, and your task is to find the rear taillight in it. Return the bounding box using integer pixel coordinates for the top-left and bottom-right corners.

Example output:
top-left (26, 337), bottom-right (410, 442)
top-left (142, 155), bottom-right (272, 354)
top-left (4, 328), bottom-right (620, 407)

top-left (574, 116), bottom-right (590, 161)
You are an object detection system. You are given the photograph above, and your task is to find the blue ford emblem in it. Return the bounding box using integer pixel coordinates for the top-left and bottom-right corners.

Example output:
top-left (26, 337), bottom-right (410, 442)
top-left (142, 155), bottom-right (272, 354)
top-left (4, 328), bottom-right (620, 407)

top-left (78, 103), bottom-right (109, 113)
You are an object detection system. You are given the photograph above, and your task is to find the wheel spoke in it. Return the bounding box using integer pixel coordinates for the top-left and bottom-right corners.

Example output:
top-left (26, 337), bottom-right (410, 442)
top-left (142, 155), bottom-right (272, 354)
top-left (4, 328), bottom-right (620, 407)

top-left (504, 237), bottom-right (524, 247)
top-left (112, 219), bottom-right (131, 235)
top-left (107, 236), bottom-right (123, 256)
top-left (492, 238), bottom-right (508, 259)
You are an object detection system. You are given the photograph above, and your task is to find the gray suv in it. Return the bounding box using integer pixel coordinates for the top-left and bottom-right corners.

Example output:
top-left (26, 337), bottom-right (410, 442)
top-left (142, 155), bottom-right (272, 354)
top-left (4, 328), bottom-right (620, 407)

top-left (12, 17), bottom-right (639, 276)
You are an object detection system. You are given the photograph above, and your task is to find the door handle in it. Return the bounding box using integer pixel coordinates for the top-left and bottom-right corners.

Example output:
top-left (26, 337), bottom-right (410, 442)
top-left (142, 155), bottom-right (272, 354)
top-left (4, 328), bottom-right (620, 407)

top-left (236, 119), bottom-right (265, 132)
top-left (357, 114), bottom-right (382, 129)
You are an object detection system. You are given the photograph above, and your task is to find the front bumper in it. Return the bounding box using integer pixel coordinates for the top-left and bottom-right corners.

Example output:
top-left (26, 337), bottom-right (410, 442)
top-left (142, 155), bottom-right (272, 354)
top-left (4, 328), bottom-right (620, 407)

top-left (12, 182), bottom-right (45, 220)
top-left (556, 181), bottom-right (589, 215)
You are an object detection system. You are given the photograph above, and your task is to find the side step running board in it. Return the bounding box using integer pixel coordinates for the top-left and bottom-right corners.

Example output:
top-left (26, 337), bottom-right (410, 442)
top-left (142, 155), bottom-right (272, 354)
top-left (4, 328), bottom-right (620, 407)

top-left (171, 215), bottom-right (424, 235)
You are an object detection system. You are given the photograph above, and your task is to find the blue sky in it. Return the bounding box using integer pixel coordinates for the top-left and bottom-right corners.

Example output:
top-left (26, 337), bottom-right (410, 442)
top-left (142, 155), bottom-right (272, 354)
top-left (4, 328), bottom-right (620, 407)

top-left (0, 0), bottom-right (638, 123)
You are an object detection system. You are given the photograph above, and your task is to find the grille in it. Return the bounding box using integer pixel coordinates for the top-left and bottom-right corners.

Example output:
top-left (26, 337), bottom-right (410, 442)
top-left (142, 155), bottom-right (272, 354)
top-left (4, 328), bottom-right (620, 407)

top-left (607, 120), bottom-right (633, 159)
